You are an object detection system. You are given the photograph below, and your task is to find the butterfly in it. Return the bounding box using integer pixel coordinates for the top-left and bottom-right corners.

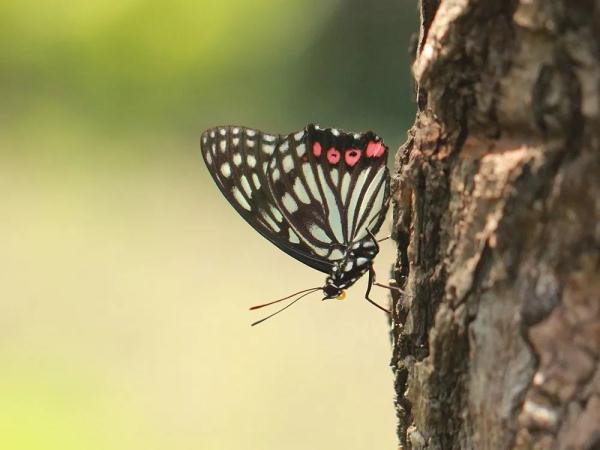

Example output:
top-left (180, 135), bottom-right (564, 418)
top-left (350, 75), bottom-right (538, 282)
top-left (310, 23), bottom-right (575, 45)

top-left (201, 123), bottom-right (398, 325)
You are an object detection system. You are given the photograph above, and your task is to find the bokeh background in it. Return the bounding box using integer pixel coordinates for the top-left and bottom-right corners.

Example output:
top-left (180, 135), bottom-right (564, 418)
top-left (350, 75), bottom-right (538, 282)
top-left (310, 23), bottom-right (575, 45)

top-left (0, 1), bottom-right (417, 449)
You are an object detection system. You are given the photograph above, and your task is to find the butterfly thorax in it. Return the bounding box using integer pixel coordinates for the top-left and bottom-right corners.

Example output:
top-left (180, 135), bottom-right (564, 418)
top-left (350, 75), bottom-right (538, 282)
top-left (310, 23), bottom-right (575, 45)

top-left (322, 234), bottom-right (379, 299)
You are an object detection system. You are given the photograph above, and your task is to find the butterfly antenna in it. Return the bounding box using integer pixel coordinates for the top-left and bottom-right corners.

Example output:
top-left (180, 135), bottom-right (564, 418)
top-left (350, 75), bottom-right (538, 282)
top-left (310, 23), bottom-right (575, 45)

top-left (250, 288), bottom-right (320, 327)
top-left (249, 286), bottom-right (321, 310)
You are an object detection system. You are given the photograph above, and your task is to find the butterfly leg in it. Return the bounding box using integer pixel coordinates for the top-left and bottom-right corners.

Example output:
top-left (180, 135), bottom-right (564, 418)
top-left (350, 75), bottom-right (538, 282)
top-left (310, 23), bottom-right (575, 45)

top-left (364, 267), bottom-right (391, 314)
top-left (374, 280), bottom-right (405, 294)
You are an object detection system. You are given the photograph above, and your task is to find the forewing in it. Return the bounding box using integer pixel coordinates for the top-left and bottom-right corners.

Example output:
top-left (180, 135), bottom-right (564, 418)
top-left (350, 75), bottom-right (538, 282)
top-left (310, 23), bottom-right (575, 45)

top-left (201, 126), bottom-right (333, 273)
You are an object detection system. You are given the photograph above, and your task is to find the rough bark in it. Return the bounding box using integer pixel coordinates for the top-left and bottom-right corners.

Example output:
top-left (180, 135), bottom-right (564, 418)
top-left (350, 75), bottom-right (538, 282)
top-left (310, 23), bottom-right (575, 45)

top-left (390, 1), bottom-right (600, 449)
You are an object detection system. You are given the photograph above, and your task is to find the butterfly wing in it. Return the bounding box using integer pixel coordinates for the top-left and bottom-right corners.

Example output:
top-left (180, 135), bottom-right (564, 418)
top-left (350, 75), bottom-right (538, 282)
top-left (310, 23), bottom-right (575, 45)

top-left (200, 124), bottom-right (390, 274)
top-left (201, 126), bottom-right (334, 273)
top-left (266, 124), bottom-right (390, 262)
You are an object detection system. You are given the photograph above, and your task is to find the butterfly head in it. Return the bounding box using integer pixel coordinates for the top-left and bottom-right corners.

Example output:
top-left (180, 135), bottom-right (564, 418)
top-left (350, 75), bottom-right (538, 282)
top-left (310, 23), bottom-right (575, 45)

top-left (322, 278), bottom-right (346, 300)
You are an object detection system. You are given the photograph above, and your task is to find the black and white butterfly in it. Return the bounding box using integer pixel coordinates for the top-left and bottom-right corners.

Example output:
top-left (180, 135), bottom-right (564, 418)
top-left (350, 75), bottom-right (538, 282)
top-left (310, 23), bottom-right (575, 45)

top-left (201, 124), bottom-right (397, 324)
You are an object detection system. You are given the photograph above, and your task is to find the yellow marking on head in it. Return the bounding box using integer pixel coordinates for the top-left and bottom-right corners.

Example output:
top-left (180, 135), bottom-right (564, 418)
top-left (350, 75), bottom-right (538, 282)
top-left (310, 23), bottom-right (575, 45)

top-left (336, 291), bottom-right (346, 301)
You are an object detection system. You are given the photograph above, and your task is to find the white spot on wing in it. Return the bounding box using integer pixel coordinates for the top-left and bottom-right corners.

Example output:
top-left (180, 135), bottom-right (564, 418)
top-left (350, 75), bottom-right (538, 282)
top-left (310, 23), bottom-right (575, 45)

top-left (209, 131), bottom-right (215, 138)
top-left (296, 143), bottom-right (306, 158)
top-left (281, 192), bottom-right (298, 213)
top-left (313, 247), bottom-right (329, 257)
top-left (279, 141), bottom-right (289, 152)
top-left (247, 155), bottom-right (257, 168)
top-left (318, 165), bottom-right (344, 243)
top-left (205, 151), bottom-right (212, 165)
top-left (246, 140), bottom-right (255, 148)
top-left (232, 137), bottom-right (240, 146)
top-left (272, 168), bottom-right (281, 182)
top-left (233, 153), bottom-right (242, 166)
top-left (252, 173), bottom-right (261, 189)
top-left (329, 249), bottom-right (344, 260)
top-left (245, 129), bottom-right (256, 137)
top-left (331, 128), bottom-right (339, 136)
top-left (232, 127), bottom-right (240, 134)
top-left (356, 257), bottom-right (368, 266)
top-left (302, 163), bottom-right (322, 202)
top-left (347, 169), bottom-right (370, 237)
top-left (270, 205), bottom-right (283, 222)
top-left (219, 139), bottom-right (227, 152)
top-left (340, 172), bottom-right (351, 204)
top-left (282, 155), bottom-right (294, 173)
top-left (293, 178), bottom-right (310, 204)
top-left (232, 187), bottom-right (251, 210)
top-left (294, 131), bottom-right (304, 141)
top-left (262, 143), bottom-right (275, 155)
top-left (331, 168), bottom-right (339, 186)
top-left (288, 228), bottom-right (300, 244)
top-left (240, 175), bottom-right (253, 197)
top-left (263, 134), bottom-right (276, 142)
top-left (309, 223), bottom-right (329, 242)
top-left (219, 128), bottom-right (226, 136)
top-left (220, 162), bottom-right (231, 177)
top-left (261, 211), bottom-right (281, 232)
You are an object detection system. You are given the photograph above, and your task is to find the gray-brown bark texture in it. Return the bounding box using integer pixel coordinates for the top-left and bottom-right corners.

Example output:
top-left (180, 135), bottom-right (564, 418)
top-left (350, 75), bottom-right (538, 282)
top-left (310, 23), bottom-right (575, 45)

top-left (390, 1), bottom-right (600, 449)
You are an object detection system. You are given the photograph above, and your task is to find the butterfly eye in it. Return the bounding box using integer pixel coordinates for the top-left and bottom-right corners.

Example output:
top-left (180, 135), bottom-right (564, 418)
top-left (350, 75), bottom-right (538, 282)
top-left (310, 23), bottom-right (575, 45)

top-left (323, 283), bottom-right (341, 299)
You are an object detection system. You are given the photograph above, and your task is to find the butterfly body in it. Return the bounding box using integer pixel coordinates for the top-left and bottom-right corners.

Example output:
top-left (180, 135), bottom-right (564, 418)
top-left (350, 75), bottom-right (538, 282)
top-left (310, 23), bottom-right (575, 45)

top-left (201, 123), bottom-right (390, 303)
top-left (323, 233), bottom-right (380, 298)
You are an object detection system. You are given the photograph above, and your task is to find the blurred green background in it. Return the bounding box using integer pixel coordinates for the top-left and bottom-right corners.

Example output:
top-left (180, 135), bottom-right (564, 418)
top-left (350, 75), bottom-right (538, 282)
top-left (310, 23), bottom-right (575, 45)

top-left (0, 1), bottom-right (417, 449)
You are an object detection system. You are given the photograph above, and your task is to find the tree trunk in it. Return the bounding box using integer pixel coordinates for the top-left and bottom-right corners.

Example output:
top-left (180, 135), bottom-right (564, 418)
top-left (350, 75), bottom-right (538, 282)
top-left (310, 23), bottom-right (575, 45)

top-left (391, 1), bottom-right (600, 449)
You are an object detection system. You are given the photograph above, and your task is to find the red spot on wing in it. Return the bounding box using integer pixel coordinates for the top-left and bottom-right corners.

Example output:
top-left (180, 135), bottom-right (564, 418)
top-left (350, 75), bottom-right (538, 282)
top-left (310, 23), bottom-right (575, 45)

top-left (326, 147), bottom-right (341, 164)
top-left (312, 142), bottom-right (322, 157)
top-left (366, 141), bottom-right (385, 158)
top-left (345, 149), bottom-right (362, 166)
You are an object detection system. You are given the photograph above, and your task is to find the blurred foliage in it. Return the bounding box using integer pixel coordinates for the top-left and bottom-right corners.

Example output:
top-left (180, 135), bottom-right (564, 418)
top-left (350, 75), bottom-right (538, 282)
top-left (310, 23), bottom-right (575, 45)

top-left (0, 2), bottom-right (417, 449)
top-left (0, 0), bottom-right (416, 151)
